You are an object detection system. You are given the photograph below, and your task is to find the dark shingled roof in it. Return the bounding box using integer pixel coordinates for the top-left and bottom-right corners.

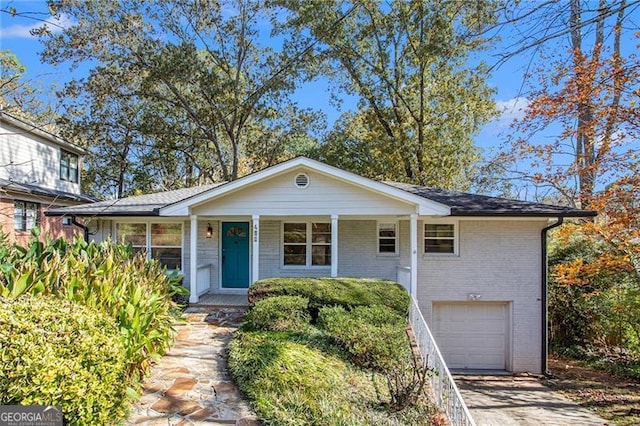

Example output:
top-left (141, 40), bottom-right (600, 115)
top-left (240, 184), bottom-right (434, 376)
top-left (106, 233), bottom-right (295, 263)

top-left (384, 182), bottom-right (596, 217)
top-left (1, 179), bottom-right (96, 204)
top-left (45, 184), bottom-right (221, 217)
top-left (45, 178), bottom-right (596, 218)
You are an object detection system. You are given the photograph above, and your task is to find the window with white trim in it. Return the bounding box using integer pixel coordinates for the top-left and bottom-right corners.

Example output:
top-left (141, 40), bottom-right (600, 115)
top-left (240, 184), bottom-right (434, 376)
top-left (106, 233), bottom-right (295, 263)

top-left (283, 222), bottom-right (331, 266)
top-left (424, 223), bottom-right (455, 254)
top-left (60, 150), bottom-right (79, 183)
top-left (150, 223), bottom-right (182, 270)
top-left (14, 201), bottom-right (39, 232)
top-left (377, 222), bottom-right (397, 254)
top-left (116, 222), bottom-right (182, 270)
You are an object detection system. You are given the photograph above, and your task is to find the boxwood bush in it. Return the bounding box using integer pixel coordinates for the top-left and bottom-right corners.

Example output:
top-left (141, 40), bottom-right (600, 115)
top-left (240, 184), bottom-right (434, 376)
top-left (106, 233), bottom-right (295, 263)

top-left (0, 233), bottom-right (186, 381)
top-left (245, 295), bottom-right (310, 331)
top-left (318, 305), bottom-right (410, 372)
top-left (0, 295), bottom-right (129, 424)
top-left (248, 277), bottom-right (409, 317)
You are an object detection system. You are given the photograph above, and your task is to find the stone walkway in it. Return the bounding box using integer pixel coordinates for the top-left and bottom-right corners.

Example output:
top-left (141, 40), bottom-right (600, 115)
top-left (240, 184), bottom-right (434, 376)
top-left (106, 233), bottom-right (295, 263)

top-left (128, 307), bottom-right (259, 425)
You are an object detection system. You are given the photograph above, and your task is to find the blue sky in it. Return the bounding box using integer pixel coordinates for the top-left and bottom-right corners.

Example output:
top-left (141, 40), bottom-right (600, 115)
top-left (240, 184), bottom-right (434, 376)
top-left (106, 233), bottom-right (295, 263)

top-left (0, 1), bottom-right (533, 152)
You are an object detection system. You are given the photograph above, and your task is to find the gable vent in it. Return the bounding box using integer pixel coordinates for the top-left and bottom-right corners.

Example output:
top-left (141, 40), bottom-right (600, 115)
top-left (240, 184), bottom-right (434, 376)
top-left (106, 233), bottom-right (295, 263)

top-left (294, 173), bottom-right (310, 189)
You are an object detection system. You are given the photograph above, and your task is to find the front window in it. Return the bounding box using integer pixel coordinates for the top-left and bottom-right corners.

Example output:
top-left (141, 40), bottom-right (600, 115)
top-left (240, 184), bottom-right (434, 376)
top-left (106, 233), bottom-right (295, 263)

top-left (378, 222), bottom-right (398, 254)
top-left (424, 223), bottom-right (455, 254)
top-left (116, 222), bottom-right (182, 270)
top-left (14, 201), bottom-right (39, 232)
top-left (283, 222), bottom-right (331, 266)
top-left (60, 150), bottom-right (79, 183)
top-left (150, 223), bottom-right (182, 270)
top-left (116, 223), bottom-right (147, 255)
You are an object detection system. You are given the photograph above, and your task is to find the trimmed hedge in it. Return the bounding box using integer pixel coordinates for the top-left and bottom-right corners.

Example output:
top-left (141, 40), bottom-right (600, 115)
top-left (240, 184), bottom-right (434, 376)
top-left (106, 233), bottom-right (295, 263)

top-left (245, 295), bottom-right (310, 331)
top-left (319, 305), bottom-right (410, 372)
top-left (0, 295), bottom-right (129, 424)
top-left (248, 277), bottom-right (410, 317)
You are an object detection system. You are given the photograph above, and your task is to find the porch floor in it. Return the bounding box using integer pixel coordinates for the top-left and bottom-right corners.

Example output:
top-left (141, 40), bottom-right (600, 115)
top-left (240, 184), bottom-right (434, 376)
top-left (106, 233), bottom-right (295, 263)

top-left (193, 293), bottom-right (249, 307)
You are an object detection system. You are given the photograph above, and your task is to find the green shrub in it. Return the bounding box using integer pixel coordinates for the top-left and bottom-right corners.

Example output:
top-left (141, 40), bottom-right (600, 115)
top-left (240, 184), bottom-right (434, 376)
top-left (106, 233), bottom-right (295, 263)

top-left (0, 234), bottom-right (186, 382)
top-left (318, 305), bottom-right (410, 372)
top-left (248, 277), bottom-right (409, 317)
top-left (245, 295), bottom-right (310, 331)
top-left (0, 295), bottom-right (129, 424)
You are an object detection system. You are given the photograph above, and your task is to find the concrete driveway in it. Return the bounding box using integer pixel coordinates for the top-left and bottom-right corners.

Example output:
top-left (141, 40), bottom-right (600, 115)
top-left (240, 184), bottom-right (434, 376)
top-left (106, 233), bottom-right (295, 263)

top-left (455, 375), bottom-right (607, 426)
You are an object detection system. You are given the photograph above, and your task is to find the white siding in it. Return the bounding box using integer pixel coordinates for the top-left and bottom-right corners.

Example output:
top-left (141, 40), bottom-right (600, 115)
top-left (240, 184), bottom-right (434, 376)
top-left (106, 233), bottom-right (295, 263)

top-left (416, 220), bottom-right (546, 373)
top-left (192, 170), bottom-right (415, 216)
top-left (183, 220), bottom-right (219, 291)
top-left (0, 120), bottom-right (81, 194)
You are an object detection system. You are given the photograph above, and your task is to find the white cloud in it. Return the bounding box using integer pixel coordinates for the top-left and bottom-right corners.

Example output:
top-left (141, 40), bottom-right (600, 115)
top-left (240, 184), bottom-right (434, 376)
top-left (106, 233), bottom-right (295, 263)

top-left (495, 97), bottom-right (530, 123)
top-left (1, 13), bottom-right (73, 39)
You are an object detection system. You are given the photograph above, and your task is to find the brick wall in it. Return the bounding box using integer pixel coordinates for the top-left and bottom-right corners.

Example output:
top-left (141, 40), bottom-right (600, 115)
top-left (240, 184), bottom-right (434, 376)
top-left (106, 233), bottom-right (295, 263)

top-left (414, 219), bottom-right (547, 373)
top-left (0, 197), bottom-right (81, 246)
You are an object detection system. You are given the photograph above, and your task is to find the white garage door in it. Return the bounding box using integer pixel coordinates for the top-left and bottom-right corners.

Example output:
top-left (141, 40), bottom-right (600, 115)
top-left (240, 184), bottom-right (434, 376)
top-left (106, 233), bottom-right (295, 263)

top-left (433, 302), bottom-right (508, 370)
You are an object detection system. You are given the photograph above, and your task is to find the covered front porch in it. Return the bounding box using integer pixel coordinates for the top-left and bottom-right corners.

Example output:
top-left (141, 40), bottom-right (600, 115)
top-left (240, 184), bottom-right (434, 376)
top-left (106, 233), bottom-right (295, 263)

top-left (185, 215), bottom-right (420, 304)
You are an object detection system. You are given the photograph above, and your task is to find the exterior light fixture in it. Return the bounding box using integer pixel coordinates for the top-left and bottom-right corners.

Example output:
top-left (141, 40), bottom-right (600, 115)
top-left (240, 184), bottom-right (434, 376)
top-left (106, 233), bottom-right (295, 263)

top-left (468, 293), bottom-right (482, 301)
top-left (206, 223), bottom-right (213, 238)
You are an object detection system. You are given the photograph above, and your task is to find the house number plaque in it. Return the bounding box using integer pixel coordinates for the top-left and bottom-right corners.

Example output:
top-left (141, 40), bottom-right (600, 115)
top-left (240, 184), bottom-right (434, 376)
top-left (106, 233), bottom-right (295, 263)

top-left (253, 223), bottom-right (258, 243)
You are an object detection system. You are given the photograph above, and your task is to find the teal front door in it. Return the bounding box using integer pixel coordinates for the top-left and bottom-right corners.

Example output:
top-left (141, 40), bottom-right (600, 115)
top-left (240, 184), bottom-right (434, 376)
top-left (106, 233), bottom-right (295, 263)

top-left (221, 222), bottom-right (250, 288)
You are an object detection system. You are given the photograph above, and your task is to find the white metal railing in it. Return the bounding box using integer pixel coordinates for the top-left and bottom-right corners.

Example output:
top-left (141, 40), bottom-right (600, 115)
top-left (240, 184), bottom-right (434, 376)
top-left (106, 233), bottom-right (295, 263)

top-left (409, 296), bottom-right (476, 426)
top-left (396, 266), bottom-right (411, 293)
top-left (196, 264), bottom-right (211, 295)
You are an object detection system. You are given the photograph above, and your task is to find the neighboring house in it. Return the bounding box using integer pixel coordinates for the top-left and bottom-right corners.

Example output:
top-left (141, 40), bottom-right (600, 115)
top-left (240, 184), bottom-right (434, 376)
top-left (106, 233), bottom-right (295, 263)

top-left (47, 157), bottom-right (595, 374)
top-left (0, 111), bottom-right (95, 245)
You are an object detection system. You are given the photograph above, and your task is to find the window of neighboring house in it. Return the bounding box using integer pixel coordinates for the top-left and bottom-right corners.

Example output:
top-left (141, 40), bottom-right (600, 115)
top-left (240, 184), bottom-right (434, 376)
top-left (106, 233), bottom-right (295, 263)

top-left (424, 223), bottom-right (456, 254)
top-left (116, 222), bottom-right (183, 270)
top-left (377, 222), bottom-right (398, 254)
top-left (283, 222), bottom-right (331, 266)
top-left (60, 150), bottom-right (79, 183)
top-left (14, 201), bottom-right (39, 232)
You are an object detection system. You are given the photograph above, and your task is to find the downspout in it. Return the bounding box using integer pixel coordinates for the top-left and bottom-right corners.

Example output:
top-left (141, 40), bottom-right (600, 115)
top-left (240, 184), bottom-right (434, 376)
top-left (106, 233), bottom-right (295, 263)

top-left (541, 216), bottom-right (564, 375)
top-left (71, 215), bottom-right (89, 243)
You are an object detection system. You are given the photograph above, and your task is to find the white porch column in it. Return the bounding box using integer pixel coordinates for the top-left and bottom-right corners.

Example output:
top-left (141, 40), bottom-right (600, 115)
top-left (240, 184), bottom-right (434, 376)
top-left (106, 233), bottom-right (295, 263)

top-left (189, 214), bottom-right (198, 303)
top-left (410, 214), bottom-right (418, 298)
top-left (331, 214), bottom-right (338, 277)
top-left (252, 214), bottom-right (260, 284)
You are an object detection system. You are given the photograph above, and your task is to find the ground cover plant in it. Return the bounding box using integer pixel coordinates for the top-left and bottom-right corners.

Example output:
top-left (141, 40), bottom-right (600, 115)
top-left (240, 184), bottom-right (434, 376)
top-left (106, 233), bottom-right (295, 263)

top-left (0, 231), bottom-right (187, 422)
top-left (230, 277), bottom-right (443, 425)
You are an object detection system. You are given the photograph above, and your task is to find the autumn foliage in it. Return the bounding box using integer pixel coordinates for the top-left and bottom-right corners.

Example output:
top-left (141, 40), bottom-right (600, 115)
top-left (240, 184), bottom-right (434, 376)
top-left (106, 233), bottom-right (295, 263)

top-left (502, 3), bottom-right (640, 354)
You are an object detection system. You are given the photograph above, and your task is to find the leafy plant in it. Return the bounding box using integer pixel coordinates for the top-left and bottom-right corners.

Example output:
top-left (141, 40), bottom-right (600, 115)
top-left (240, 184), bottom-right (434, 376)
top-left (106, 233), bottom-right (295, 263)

top-left (244, 295), bottom-right (310, 332)
top-left (0, 295), bottom-right (130, 424)
top-left (0, 233), bottom-right (187, 382)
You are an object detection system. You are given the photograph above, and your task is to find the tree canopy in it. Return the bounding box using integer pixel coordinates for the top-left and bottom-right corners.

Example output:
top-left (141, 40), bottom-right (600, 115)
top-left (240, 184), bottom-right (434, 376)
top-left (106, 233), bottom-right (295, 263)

top-left (276, 0), bottom-right (498, 190)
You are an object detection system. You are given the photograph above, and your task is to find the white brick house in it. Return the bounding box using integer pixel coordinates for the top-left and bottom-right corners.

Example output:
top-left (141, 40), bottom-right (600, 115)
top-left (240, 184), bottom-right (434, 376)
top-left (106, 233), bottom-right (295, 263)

top-left (47, 157), bottom-right (595, 374)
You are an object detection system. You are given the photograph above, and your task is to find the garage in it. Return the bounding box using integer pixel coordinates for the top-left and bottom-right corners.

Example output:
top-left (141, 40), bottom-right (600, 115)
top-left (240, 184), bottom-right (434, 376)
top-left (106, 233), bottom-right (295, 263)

top-left (432, 302), bottom-right (509, 370)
